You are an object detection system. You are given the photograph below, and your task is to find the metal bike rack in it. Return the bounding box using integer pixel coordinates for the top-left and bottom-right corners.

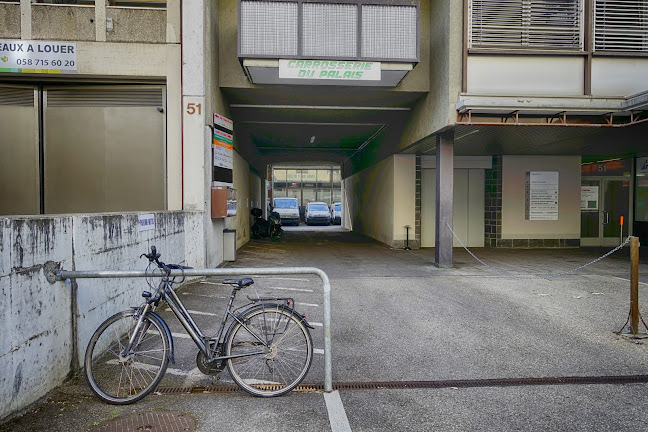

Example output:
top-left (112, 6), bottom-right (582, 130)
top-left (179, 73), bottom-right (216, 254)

top-left (56, 266), bottom-right (333, 392)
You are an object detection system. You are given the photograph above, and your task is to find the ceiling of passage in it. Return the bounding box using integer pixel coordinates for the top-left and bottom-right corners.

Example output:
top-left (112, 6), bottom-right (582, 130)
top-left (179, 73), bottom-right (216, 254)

top-left (222, 86), bottom-right (425, 170)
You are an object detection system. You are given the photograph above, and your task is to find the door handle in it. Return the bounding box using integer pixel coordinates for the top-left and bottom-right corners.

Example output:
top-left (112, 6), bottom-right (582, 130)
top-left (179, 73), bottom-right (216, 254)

top-left (603, 211), bottom-right (609, 224)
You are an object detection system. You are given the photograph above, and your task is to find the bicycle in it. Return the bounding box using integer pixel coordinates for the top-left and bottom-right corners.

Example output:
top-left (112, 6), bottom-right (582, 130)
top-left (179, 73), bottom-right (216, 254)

top-left (84, 246), bottom-right (314, 404)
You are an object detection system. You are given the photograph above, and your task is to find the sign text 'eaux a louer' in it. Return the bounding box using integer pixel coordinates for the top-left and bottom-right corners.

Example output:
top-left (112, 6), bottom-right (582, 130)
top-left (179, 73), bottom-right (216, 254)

top-left (0, 40), bottom-right (77, 74)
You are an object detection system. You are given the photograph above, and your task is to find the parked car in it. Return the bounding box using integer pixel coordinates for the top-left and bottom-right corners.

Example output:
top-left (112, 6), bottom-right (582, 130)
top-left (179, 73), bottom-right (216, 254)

top-left (272, 197), bottom-right (300, 225)
top-left (331, 202), bottom-right (342, 225)
top-left (305, 201), bottom-right (331, 226)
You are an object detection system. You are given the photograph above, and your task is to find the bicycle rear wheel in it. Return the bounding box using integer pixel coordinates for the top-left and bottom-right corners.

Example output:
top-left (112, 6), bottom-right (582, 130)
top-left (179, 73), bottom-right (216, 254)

top-left (225, 305), bottom-right (313, 397)
top-left (85, 310), bottom-right (170, 404)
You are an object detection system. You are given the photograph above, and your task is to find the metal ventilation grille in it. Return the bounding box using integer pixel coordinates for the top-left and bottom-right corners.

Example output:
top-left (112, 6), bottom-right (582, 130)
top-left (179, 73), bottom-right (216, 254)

top-left (303, 3), bottom-right (357, 57)
top-left (240, 1), bottom-right (298, 56)
top-left (594, 0), bottom-right (648, 52)
top-left (361, 5), bottom-right (417, 60)
top-left (46, 87), bottom-right (163, 107)
top-left (0, 86), bottom-right (35, 106)
top-left (469, 0), bottom-right (583, 50)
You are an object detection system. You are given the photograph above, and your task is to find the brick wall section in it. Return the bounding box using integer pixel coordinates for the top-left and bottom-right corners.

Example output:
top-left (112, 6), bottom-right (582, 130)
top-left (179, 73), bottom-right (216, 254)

top-left (414, 155), bottom-right (421, 248)
top-left (485, 155), bottom-right (502, 247)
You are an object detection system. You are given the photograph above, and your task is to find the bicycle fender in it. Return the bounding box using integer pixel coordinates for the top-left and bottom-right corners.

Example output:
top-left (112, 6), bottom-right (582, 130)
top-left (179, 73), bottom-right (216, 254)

top-left (149, 311), bottom-right (175, 364)
top-left (237, 303), bottom-right (316, 330)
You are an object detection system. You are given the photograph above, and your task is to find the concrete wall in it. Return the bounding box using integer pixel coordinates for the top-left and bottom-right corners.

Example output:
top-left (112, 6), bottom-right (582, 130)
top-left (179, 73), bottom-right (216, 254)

top-left (346, 155), bottom-right (415, 248)
top-left (501, 156), bottom-right (581, 240)
top-left (402, 0), bottom-right (463, 147)
top-left (0, 3), bottom-right (20, 39)
top-left (467, 56), bottom-right (585, 97)
top-left (31, 4), bottom-right (95, 42)
top-left (0, 211), bottom-right (203, 422)
top-left (106, 7), bottom-right (166, 43)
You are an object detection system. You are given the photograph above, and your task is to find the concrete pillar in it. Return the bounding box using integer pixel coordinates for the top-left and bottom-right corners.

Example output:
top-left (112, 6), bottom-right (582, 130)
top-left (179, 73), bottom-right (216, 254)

top-left (95, 0), bottom-right (106, 42)
top-left (20, 0), bottom-right (31, 39)
top-left (435, 131), bottom-right (454, 267)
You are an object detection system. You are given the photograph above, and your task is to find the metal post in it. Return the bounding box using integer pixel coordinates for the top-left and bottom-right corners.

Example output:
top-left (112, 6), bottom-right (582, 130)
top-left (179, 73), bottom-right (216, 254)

top-left (56, 266), bottom-right (333, 392)
top-left (630, 236), bottom-right (640, 335)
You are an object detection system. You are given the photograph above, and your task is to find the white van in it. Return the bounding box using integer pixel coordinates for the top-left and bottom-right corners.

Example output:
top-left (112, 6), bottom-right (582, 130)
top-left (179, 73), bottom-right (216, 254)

top-left (273, 197), bottom-right (300, 225)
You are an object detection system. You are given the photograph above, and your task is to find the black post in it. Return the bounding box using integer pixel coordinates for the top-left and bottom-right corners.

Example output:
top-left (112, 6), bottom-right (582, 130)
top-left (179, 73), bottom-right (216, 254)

top-left (404, 225), bottom-right (411, 250)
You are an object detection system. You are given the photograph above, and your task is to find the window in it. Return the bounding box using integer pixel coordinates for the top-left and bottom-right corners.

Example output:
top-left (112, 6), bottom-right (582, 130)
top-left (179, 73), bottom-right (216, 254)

top-left (594, 1), bottom-right (648, 52)
top-left (469, 0), bottom-right (584, 50)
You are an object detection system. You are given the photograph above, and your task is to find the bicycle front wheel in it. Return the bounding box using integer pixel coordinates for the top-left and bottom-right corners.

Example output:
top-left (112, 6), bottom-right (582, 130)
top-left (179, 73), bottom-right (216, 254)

top-left (225, 305), bottom-right (313, 397)
top-left (85, 310), bottom-right (170, 404)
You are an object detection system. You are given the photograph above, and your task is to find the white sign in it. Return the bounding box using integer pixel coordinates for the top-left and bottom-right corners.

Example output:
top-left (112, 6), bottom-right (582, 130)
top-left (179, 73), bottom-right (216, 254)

top-left (138, 213), bottom-right (155, 232)
top-left (279, 59), bottom-right (381, 81)
top-left (637, 157), bottom-right (648, 174)
top-left (526, 171), bottom-right (559, 220)
top-left (0, 40), bottom-right (77, 73)
top-left (213, 113), bottom-right (233, 131)
top-left (580, 186), bottom-right (599, 211)
top-left (213, 129), bottom-right (233, 170)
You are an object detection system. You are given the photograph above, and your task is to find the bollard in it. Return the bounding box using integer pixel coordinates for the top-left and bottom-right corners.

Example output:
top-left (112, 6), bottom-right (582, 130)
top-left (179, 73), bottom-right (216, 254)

top-left (617, 236), bottom-right (648, 337)
top-left (630, 236), bottom-right (640, 334)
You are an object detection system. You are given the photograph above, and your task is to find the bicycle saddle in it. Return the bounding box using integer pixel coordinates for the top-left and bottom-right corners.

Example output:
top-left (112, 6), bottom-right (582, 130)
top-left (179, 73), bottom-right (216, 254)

top-left (222, 278), bottom-right (254, 288)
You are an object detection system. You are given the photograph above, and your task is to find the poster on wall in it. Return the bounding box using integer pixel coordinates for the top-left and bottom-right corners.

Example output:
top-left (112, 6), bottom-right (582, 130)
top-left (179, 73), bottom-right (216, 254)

top-left (525, 171), bottom-right (559, 220)
top-left (212, 113), bottom-right (233, 184)
top-left (637, 156), bottom-right (648, 174)
top-left (580, 186), bottom-right (599, 211)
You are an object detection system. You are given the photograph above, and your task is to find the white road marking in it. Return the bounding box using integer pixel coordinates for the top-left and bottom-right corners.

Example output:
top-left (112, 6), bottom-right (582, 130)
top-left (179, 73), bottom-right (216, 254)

top-left (269, 286), bottom-right (314, 293)
top-left (106, 359), bottom-right (190, 377)
top-left (324, 391), bottom-right (352, 432)
top-left (181, 292), bottom-right (228, 299)
top-left (314, 348), bottom-right (324, 355)
top-left (165, 308), bottom-right (218, 317)
top-left (254, 277), bottom-right (311, 281)
top-left (171, 332), bottom-right (191, 339)
top-left (308, 322), bottom-right (323, 327)
top-left (296, 302), bottom-right (319, 308)
top-left (610, 275), bottom-right (648, 286)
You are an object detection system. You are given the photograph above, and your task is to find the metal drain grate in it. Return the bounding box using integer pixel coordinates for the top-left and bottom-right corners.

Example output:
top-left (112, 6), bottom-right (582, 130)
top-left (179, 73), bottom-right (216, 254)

top-left (156, 375), bottom-right (648, 395)
top-left (95, 411), bottom-right (196, 432)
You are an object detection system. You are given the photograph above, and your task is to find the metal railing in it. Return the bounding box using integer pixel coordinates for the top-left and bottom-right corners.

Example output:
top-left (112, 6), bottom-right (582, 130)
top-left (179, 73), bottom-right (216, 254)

top-left (56, 266), bottom-right (333, 392)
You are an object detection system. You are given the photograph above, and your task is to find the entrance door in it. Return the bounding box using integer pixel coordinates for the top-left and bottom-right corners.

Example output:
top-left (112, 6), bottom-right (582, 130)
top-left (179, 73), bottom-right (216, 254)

top-left (581, 177), bottom-right (631, 246)
top-left (421, 168), bottom-right (485, 247)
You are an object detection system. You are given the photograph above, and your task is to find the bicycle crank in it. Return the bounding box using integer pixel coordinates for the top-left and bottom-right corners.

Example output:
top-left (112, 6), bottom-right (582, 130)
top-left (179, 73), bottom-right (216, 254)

top-left (196, 351), bottom-right (225, 375)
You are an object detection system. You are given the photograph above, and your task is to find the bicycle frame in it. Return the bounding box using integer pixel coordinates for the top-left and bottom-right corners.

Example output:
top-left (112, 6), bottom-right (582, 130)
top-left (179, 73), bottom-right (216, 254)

top-left (122, 274), bottom-right (276, 363)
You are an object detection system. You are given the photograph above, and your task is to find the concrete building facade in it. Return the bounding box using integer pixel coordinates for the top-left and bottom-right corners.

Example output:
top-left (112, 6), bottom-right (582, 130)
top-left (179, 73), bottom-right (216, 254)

top-left (1, 0), bottom-right (648, 420)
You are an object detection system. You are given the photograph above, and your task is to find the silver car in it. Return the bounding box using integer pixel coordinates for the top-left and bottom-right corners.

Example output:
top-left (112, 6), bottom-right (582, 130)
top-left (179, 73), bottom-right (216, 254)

top-left (305, 201), bottom-right (331, 226)
top-left (331, 202), bottom-right (342, 225)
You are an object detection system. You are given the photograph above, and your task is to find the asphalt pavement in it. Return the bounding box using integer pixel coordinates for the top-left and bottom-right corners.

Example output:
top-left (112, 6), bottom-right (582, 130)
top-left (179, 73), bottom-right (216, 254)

top-left (3, 228), bottom-right (648, 431)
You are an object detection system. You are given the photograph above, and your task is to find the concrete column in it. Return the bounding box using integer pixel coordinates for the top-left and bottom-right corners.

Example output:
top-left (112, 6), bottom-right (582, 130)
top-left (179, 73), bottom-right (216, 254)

top-left (181, 0), bottom-right (207, 211)
top-left (435, 131), bottom-right (454, 267)
top-left (95, 0), bottom-right (106, 42)
top-left (20, 0), bottom-right (31, 39)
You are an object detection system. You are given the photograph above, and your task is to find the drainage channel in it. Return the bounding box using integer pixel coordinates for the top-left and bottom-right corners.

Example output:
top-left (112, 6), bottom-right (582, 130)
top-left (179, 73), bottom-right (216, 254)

top-left (157, 374), bottom-right (648, 394)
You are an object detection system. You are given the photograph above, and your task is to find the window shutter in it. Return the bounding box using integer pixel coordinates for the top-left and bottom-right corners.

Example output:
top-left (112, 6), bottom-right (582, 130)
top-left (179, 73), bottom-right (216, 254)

top-left (594, 1), bottom-right (648, 52)
top-left (470, 0), bottom-right (583, 50)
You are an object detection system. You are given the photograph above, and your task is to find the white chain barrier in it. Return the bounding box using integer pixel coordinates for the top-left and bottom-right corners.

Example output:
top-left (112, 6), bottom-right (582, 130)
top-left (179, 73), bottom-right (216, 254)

top-left (446, 223), bottom-right (632, 280)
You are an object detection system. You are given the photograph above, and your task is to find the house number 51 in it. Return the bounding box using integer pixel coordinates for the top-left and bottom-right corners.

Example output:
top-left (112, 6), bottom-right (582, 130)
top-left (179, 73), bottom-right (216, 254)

top-left (186, 103), bottom-right (202, 115)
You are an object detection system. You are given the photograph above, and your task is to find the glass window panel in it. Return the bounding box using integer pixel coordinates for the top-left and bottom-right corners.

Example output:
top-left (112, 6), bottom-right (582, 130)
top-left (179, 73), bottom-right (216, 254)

top-left (636, 174), bottom-right (648, 222)
top-left (317, 170), bottom-right (331, 188)
top-left (317, 189), bottom-right (331, 206)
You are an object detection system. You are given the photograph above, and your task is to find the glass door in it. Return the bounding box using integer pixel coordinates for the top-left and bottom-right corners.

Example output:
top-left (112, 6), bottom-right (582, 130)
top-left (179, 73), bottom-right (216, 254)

top-left (581, 177), bottom-right (631, 246)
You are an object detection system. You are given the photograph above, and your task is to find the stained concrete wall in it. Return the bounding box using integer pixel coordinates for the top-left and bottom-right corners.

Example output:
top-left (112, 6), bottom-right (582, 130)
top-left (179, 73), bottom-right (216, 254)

top-left (501, 156), bottom-right (581, 240)
top-left (345, 155), bottom-right (415, 248)
top-left (401, 0), bottom-right (463, 147)
top-left (0, 211), bottom-right (203, 422)
top-left (0, 3), bottom-right (20, 39)
top-left (31, 4), bottom-right (96, 42)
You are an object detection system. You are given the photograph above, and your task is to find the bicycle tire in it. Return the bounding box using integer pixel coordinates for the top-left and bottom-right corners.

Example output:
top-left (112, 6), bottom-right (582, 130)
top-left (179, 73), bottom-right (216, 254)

top-left (85, 310), bottom-right (170, 404)
top-left (225, 305), bottom-right (313, 397)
